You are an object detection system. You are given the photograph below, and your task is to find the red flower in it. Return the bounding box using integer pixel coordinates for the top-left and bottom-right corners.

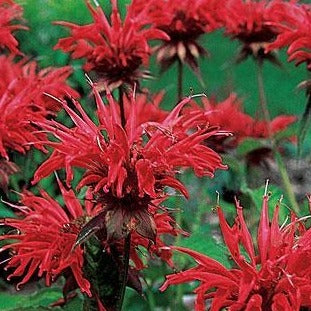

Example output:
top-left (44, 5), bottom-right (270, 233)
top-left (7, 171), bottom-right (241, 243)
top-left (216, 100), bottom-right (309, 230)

top-left (218, 0), bottom-right (290, 61)
top-left (0, 178), bottom-right (100, 296)
top-left (32, 84), bottom-right (227, 243)
top-left (0, 0), bottom-right (27, 54)
top-left (54, 0), bottom-right (168, 90)
top-left (141, 0), bottom-right (219, 73)
top-left (123, 90), bottom-right (168, 125)
top-left (266, 2), bottom-right (311, 70)
top-left (0, 55), bottom-right (78, 160)
top-left (251, 115), bottom-right (297, 139)
top-left (181, 94), bottom-right (296, 151)
top-left (160, 194), bottom-right (311, 310)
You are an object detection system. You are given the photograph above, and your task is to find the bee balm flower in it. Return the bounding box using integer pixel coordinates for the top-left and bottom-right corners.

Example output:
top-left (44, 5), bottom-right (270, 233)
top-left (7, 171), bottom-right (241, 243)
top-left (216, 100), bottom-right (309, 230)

top-left (32, 85), bottom-right (228, 244)
top-left (0, 0), bottom-right (27, 54)
top-left (54, 0), bottom-right (169, 90)
top-left (161, 194), bottom-right (311, 310)
top-left (0, 180), bottom-right (98, 296)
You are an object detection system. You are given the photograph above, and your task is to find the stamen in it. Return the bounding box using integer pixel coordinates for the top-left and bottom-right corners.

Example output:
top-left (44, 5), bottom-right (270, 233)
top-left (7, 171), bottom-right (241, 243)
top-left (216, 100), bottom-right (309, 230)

top-left (84, 73), bottom-right (94, 85)
top-left (43, 92), bottom-right (64, 105)
top-left (1, 198), bottom-right (30, 213)
top-left (0, 257), bottom-right (12, 265)
top-left (96, 136), bottom-right (105, 152)
top-left (92, 0), bottom-right (100, 7)
top-left (215, 190), bottom-right (220, 206)
top-left (190, 93), bottom-right (207, 99)
top-left (264, 179), bottom-right (269, 196)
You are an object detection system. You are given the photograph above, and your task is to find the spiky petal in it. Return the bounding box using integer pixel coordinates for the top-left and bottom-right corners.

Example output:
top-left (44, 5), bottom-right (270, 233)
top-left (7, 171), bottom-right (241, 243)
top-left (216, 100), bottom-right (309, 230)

top-left (161, 196), bottom-right (311, 310)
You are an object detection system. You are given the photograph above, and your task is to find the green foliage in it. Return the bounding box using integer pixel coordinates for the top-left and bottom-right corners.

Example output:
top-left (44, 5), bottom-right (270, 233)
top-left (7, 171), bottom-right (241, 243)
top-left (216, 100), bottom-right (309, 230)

top-left (0, 286), bottom-right (62, 310)
top-left (177, 224), bottom-right (232, 268)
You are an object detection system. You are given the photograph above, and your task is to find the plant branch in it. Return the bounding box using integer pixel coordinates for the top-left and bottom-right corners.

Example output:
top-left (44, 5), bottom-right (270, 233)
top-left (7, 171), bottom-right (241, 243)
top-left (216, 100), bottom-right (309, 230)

top-left (116, 233), bottom-right (131, 311)
top-left (177, 59), bottom-right (183, 102)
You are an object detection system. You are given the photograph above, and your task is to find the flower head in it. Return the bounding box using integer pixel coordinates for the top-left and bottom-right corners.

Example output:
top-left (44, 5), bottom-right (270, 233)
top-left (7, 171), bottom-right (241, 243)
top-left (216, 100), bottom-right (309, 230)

top-left (161, 193), bottom-right (311, 310)
top-left (181, 94), bottom-right (296, 151)
top-left (0, 55), bottom-right (78, 160)
top-left (0, 179), bottom-right (99, 296)
top-left (33, 85), bottom-right (227, 243)
top-left (0, 0), bottom-right (27, 54)
top-left (218, 0), bottom-right (290, 62)
top-left (54, 0), bottom-right (168, 90)
top-left (266, 2), bottom-right (311, 71)
top-left (142, 0), bottom-right (219, 73)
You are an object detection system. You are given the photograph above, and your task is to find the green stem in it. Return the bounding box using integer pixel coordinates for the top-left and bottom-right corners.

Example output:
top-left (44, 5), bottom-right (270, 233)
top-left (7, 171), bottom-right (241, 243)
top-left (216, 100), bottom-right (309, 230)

top-left (177, 59), bottom-right (183, 102)
top-left (118, 87), bottom-right (126, 129)
top-left (255, 59), bottom-right (299, 213)
top-left (145, 282), bottom-right (156, 311)
top-left (116, 233), bottom-right (131, 311)
top-left (256, 59), bottom-right (272, 134)
top-left (274, 151), bottom-right (299, 213)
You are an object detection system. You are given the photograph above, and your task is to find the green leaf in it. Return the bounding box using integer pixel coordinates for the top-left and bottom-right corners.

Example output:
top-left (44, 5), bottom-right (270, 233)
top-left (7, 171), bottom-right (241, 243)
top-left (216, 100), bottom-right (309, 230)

top-left (0, 286), bottom-right (62, 310)
top-left (236, 138), bottom-right (267, 157)
top-left (176, 224), bottom-right (232, 268)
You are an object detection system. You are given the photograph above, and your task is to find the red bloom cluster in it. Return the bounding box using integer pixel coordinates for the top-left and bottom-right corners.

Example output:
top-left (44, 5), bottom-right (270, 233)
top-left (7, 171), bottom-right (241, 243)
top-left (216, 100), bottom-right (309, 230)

top-left (182, 94), bottom-right (296, 150)
top-left (217, 0), bottom-right (290, 61)
top-left (267, 2), bottom-right (311, 70)
top-left (161, 194), bottom-right (311, 310)
top-left (0, 179), bottom-right (97, 296)
top-left (0, 0), bottom-right (27, 54)
top-left (0, 181), bottom-right (190, 298)
top-left (32, 85), bottom-right (227, 242)
top-left (0, 55), bottom-right (77, 191)
top-left (141, 0), bottom-right (219, 72)
top-left (54, 0), bottom-right (168, 90)
top-left (0, 55), bottom-right (78, 160)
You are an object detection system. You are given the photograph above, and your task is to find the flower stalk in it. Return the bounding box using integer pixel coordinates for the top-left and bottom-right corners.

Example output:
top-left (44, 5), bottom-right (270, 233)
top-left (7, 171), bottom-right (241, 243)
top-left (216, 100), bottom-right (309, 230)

top-left (116, 233), bottom-right (131, 311)
top-left (256, 58), bottom-right (272, 134)
top-left (177, 59), bottom-right (183, 101)
top-left (255, 58), bottom-right (299, 213)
